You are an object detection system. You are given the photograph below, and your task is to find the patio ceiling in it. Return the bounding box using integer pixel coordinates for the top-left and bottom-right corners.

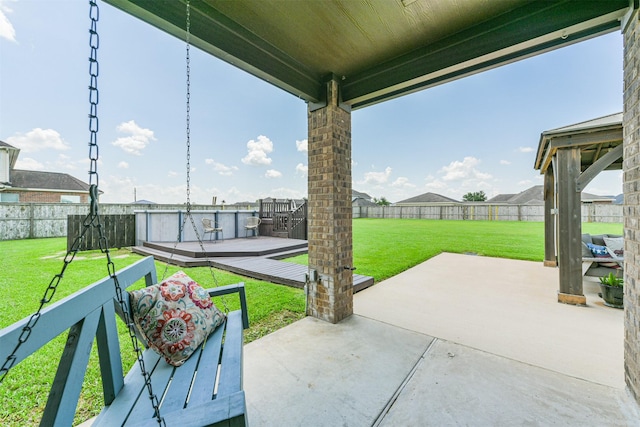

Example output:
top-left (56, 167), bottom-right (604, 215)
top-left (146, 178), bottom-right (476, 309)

top-left (103, 0), bottom-right (629, 110)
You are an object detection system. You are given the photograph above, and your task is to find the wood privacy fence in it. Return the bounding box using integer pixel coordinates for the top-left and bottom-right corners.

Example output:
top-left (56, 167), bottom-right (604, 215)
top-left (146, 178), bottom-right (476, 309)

top-left (0, 202), bottom-right (623, 242)
top-left (66, 214), bottom-right (135, 251)
top-left (0, 203), bottom-right (217, 241)
top-left (352, 203), bottom-right (623, 223)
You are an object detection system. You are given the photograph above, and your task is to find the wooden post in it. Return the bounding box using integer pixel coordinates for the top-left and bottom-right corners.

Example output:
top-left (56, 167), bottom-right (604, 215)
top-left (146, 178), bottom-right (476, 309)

top-left (556, 148), bottom-right (585, 305)
top-left (543, 166), bottom-right (557, 267)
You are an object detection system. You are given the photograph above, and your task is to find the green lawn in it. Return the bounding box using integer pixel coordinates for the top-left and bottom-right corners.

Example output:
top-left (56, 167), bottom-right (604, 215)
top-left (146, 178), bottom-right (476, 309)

top-left (287, 219), bottom-right (623, 282)
top-left (0, 219), bottom-right (623, 425)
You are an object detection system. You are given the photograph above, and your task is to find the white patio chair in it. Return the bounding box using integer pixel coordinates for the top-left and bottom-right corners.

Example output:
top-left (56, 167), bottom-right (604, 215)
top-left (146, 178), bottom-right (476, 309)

top-left (244, 216), bottom-right (261, 237)
top-left (202, 218), bottom-right (223, 242)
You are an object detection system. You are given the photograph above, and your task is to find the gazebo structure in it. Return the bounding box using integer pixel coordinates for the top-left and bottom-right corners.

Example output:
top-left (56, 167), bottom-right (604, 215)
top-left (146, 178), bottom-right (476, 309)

top-left (104, 0), bottom-right (640, 407)
top-left (534, 113), bottom-right (623, 305)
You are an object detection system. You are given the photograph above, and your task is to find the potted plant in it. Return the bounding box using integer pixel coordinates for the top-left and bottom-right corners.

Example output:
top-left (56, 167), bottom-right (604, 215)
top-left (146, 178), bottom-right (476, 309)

top-left (598, 272), bottom-right (624, 308)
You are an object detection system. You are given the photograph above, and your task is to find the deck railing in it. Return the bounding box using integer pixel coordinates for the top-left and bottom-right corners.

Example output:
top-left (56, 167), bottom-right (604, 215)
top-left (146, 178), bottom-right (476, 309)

top-left (259, 199), bottom-right (295, 219)
top-left (261, 199), bottom-right (307, 239)
top-left (273, 202), bottom-right (307, 239)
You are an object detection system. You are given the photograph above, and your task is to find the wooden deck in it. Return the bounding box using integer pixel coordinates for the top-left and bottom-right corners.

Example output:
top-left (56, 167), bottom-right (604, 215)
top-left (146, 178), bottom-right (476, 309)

top-left (133, 237), bottom-right (374, 292)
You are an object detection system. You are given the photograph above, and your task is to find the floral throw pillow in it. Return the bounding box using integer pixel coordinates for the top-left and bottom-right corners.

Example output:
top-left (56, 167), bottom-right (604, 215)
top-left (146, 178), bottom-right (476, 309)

top-left (129, 271), bottom-right (225, 367)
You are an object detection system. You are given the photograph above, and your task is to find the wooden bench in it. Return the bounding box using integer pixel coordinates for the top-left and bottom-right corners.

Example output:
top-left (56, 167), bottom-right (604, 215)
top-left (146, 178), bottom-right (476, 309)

top-left (0, 256), bottom-right (249, 426)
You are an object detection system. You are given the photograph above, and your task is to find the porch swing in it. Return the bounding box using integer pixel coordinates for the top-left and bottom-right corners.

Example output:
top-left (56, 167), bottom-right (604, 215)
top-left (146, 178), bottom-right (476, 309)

top-left (0, 1), bottom-right (249, 426)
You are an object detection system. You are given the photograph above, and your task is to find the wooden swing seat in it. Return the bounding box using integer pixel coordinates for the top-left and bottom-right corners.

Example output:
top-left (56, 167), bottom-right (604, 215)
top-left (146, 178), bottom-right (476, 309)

top-left (0, 256), bottom-right (249, 427)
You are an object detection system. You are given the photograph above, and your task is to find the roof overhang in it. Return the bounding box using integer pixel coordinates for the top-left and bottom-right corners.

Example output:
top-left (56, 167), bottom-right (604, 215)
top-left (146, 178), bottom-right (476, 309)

top-left (103, 0), bottom-right (630, 110)
top-left (534, 112), bottom-right (623, 175)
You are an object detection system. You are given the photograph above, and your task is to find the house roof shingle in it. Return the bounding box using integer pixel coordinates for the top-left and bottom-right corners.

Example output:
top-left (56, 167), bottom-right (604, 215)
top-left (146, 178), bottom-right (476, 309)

top-left (9, 170), bottom-right (91, 192)
top-left (395, 192), bottom-right (459, 204)
top-left (489, 185), bottom-right (616, 205)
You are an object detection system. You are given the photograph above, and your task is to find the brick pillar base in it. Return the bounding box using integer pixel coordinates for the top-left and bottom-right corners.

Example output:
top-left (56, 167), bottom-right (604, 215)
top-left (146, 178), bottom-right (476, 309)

top-left (306, 78), bottom-right (353, 324)
top-left (623, 7), bottom-right (640, 405)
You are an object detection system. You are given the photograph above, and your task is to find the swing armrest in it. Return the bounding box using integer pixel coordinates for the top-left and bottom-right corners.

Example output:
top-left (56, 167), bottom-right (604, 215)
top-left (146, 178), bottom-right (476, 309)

top-left (207, 283), bottom-right (249, 330)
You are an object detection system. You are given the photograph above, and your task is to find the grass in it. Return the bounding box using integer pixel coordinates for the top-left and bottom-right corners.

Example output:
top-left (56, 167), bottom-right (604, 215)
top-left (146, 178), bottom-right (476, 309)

top-left (286, 219), bottom-right (623, 282)
top-left (0, 220), bottom-right (623, 425)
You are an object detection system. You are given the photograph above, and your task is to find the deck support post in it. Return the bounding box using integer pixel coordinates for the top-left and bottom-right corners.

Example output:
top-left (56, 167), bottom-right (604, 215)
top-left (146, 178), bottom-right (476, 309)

top-left (556, 147), bottom-right (585, 305)
top-left (306, 76), bottom-right (353, 323)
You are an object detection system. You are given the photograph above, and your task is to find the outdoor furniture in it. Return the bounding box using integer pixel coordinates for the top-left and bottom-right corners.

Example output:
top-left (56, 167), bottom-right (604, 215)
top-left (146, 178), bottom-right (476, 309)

top-left (582, 233), bottom-right (624, 278)
top-left (245, 216), bottom-right (261, 237)
top-left (0, 256), bottom-right (249, 426)
top-left (202, 217), bottom-right (223, 241)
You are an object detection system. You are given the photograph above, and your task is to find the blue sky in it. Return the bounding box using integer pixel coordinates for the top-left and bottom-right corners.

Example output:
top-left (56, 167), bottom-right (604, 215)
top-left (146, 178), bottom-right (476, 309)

top-left (0, 0), bottom-right (624, 204)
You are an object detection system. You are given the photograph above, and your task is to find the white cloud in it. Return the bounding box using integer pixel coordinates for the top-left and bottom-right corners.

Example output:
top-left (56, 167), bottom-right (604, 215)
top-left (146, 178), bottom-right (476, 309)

top-left (268, 187), bottom-right (305, 200)
top-left (295, 163), bottom-right (308, 176)
top-left (53, 153), bottom-right (78, 171)
top-left (296, 139), bottom-right (308, 152)
top-left (112, 120), bottom-right (156, 155)
top-left (391, 177), bottom-right (415, 188)
top-left (518, 179), bottom-right (533, 186)
top-left (118, 161), bottom-right (129, 169)
top-left (0, 1), bottom-right (16, 43)
top-left (424, 179), bottom-right (447, 191)
top-left (499, 160), bottom-right (511, 165)
top-left (518, 146), bottom-right (534, 153)
top-left (205, 158), bottom-right (238, 176)
top-left (168, 170), bottom-right (178, 177)
top-left (362, 166), bottom-right (392, 185)
top-left (265, 169), bottom-right (282, 178)
top-left (6, 128), bottom-right (70, 152)
top-left (14, 157), bottom-right (43, 170)
top-left (439, 156), bottom-right (492, 182)
top-left (419, 158), bottom-right (500, 199)
top-left (241, 135), bottom-right (273, 166)
top-left (99, 174), bottom-right (223, 204)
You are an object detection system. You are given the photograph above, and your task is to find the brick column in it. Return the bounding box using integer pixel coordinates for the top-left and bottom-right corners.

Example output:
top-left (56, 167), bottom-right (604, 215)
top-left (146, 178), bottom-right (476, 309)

top-left (307, 78), bottom-right (353, 324)
top-left (623, 7), bottom-right (640, 405)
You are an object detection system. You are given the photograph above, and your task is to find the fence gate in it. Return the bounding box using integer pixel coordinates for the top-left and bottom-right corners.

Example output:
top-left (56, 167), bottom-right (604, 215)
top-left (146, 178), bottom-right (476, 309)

top-left (67, 214), bottom-right (135, 251)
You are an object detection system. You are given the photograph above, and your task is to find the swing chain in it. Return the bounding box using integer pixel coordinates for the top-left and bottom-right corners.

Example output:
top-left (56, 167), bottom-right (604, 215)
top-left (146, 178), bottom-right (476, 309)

top-left (87, 2), bottom-right (165, 424)
top-left (88, 0), bottom-right (99, 189)
top-left (159, 0), bottom-right (228, 312)
top-left (185, 0), bottom-right (191, 214)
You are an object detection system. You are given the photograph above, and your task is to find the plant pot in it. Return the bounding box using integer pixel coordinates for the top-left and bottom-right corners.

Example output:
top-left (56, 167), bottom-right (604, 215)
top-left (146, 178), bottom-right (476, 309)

top-left (598, 284), bottom-right (624, 309)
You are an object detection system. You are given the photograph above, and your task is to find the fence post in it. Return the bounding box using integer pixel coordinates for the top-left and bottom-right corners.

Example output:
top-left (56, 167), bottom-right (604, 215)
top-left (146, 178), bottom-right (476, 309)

top-left (29, 204), bottom-right (35, 239)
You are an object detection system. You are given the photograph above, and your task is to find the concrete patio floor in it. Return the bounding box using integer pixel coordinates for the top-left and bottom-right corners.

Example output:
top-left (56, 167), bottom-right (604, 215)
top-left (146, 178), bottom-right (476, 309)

top-left (243, 253), bottom-right (640, 426)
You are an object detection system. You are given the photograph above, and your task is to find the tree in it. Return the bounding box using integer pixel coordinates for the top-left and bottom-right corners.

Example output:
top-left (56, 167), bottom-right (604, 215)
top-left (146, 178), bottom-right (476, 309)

top-left (373, 196), bottom-right (391, 206)
top-left (462, 191), bottom-right (487, 202)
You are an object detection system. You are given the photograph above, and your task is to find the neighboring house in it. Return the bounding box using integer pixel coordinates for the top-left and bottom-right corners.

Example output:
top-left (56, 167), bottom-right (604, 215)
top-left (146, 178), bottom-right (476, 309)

top-left (0, 141), bottom-right (92, 203)
top-left (352, 197), bottom-right (378, 207)
top-left (488, 185), bottom-right (616, 205)
top-left (394, 192), bottom-right (459, 206)
top-left (352, 189), bottom-right (372, 201)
